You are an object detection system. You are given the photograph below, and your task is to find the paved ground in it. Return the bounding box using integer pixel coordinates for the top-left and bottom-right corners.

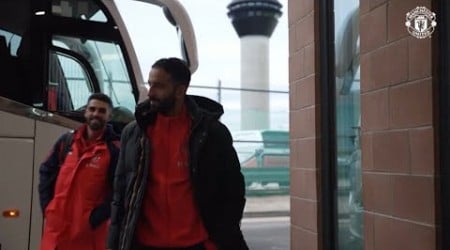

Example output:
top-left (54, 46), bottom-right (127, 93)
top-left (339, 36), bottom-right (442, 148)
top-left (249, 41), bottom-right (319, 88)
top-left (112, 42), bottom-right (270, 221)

top-left (244, 195), bottom-right (290, 217)
top-left (242, 216), bottom-right (290, 250)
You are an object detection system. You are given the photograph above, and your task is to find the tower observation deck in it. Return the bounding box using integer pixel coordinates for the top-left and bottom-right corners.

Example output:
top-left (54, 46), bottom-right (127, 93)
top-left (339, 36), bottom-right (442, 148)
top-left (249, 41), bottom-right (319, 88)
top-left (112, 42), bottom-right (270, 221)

top-left (227, 0), bottom-right (282, 38)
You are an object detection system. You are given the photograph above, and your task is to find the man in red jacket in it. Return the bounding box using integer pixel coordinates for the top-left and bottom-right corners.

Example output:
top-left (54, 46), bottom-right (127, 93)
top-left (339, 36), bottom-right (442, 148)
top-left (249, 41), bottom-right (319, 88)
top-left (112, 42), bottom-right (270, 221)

top-left (39, 93), bottom-right (120, 250)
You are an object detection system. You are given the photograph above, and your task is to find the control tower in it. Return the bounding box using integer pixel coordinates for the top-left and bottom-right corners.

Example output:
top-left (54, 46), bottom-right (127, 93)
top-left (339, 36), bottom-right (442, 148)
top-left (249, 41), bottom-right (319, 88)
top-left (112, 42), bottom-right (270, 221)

top-left (227, 0), bottom-right (282, 130)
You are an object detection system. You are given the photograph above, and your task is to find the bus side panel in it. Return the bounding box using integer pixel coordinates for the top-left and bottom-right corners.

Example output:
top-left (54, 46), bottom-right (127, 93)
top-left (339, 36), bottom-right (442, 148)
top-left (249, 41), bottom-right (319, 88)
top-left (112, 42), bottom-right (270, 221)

top-left (0, 111), bottom-right (35, 250)
top-left (0, 110), bottom-right (74, 249)
top-left (29, 121), bottom-right (71, 250)
top-left (0, 111), bottom-right (35, 137)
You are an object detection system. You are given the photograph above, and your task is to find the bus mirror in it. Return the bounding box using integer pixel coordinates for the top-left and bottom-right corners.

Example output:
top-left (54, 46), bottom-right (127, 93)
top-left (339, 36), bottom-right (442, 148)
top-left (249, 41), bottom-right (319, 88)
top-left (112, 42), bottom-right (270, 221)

top-left (163, 6), bottom-right (177, 27)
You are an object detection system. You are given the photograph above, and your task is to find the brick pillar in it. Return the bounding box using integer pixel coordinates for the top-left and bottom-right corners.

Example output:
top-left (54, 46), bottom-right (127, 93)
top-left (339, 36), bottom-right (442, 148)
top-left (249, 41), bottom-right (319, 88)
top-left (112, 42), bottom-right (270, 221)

top-left (288, 0), bottom-right (320, 249)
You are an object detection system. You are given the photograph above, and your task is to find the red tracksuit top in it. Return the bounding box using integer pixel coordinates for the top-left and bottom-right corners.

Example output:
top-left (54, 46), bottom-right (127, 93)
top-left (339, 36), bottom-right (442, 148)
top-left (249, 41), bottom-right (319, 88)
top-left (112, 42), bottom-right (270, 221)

top-left (40, 125), bottom-right (111, 250)
top-left (136, 106), bottom-right (213, 248)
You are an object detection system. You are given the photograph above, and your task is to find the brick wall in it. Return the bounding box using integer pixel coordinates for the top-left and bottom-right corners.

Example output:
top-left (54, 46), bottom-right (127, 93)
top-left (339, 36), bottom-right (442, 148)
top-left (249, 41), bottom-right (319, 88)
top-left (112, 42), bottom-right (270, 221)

top-left (288, 0), bottom-right (320, 249)
top-left (360, 0), bottom-right (436, 249)
top-left (288, 0), bottom-right (437, 249)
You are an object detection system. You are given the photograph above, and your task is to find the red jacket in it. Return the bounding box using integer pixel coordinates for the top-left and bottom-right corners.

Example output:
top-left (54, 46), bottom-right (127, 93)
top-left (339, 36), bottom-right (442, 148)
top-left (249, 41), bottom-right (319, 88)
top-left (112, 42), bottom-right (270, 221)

top-left (136, 107), bottom-right (210, 248)
top-left (39, 125), bottom-right (119, 250)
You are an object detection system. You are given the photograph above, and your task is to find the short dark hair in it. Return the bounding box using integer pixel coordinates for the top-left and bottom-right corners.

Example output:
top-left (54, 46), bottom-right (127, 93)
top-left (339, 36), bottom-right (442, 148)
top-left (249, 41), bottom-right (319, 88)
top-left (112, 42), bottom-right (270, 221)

top-left (152, 57), bottom-right (191, 87)
top-left (87, 93), bottom-right (113, 108)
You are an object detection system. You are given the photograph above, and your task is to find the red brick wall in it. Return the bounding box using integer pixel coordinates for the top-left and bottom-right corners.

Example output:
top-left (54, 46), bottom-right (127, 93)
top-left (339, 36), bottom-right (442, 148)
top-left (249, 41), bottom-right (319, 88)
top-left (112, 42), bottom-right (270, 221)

top-left (288, 0), bottom-right (320, 249)
top-left (360, 0), bottom-right (436, 249)
top-left (288, 0), bottom-right (437, 249)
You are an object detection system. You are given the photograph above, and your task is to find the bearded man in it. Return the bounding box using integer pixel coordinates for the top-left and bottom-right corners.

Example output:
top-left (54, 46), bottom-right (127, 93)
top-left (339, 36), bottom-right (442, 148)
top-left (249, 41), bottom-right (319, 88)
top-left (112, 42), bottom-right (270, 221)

top-left (107, 58), bottom-right (248, 250)
top-left (39, 93), bottom-right (120, 250)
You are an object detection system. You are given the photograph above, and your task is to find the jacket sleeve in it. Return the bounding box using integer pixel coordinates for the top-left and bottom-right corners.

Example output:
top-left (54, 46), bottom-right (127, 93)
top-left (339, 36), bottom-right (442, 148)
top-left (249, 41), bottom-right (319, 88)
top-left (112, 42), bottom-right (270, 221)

top-left (107, 125), bottom-right (131, 249)
top-left (38, 134), bottom-right (67, 214)
top-left (89, 139), bottom-right (120, 229)
top-left (212, 123), bottom-right (249, 250)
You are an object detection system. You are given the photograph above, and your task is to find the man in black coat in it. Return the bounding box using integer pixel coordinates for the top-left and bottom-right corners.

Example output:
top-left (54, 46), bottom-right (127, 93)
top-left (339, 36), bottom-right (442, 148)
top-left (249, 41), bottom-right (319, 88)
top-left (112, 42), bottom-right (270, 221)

top-left (107, 58), bottom-right (248, 250)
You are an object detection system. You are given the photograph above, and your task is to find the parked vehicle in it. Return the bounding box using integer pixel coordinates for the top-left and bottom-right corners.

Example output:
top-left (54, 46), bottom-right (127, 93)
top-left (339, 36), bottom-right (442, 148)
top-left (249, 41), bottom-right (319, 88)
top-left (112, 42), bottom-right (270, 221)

top-left (0, 0), bottom-right (197, 249)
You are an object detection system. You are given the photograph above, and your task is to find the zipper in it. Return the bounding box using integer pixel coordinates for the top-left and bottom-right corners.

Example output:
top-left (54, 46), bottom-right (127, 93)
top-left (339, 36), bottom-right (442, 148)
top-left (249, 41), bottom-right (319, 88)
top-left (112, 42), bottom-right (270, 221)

top-left (120, 135), bottom-right (146, 250)
top-left (188, 117), bottom-right (208, 176)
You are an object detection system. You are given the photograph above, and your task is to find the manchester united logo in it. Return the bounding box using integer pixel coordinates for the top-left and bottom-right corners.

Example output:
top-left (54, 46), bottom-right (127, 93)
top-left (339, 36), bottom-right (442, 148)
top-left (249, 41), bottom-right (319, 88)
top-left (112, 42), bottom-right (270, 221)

top-left (405, 6), bottom-right (436, 39)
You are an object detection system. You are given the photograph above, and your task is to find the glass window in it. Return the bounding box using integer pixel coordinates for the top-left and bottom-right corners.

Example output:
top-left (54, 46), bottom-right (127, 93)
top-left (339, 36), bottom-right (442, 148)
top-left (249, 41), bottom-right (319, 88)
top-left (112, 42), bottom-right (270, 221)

top-left (48, 51), bottom-right (92, 111)
top-left (0, 30), bottom-right (22, 57)
top-left (334, 1), bottom-right (362, 249)
top-left (52, 35), bottom-right (135, 112)
top-left (52, 0), bottom-right (107, 22)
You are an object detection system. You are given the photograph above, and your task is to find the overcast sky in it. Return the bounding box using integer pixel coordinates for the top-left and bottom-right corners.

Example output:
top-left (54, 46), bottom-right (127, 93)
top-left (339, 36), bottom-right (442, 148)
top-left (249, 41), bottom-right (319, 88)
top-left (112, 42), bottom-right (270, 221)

top-left (115, 0), bottom-right (289, 131)
top-left (117, 0), bottom-right (288, 90)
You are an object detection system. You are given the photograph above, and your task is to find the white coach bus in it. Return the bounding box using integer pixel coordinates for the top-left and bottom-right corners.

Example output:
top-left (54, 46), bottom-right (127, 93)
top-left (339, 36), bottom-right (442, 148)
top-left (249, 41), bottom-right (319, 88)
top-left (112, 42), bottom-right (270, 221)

top-left (0, 0), bottom-right (197, 249)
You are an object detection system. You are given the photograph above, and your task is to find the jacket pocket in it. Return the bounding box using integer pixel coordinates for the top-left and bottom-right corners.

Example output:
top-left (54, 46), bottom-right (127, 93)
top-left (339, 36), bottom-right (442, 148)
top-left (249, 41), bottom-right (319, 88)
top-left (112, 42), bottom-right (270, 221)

top-left (70, 207), bottom-right (94, 240)
top-left (43, 199), bottom-right (66, 233)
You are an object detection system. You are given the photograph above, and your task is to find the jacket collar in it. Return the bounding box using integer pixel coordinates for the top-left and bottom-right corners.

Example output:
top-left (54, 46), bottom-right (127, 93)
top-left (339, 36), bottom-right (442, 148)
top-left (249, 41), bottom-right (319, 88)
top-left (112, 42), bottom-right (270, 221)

top-left (134, 95), bottom-right (224, 130)
top-left (74, 124), bottom-right (119, 142)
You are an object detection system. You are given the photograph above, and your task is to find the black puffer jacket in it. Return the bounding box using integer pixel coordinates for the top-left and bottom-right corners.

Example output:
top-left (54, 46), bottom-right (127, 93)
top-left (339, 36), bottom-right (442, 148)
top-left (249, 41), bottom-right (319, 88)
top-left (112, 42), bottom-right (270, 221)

top-left (107, 95), bottom-right (248, 250)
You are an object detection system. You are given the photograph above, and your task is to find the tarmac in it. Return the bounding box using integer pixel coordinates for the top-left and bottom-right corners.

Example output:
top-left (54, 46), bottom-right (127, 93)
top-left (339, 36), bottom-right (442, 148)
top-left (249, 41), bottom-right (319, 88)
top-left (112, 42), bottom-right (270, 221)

top-left (243, 195), bottom-right (290, 218)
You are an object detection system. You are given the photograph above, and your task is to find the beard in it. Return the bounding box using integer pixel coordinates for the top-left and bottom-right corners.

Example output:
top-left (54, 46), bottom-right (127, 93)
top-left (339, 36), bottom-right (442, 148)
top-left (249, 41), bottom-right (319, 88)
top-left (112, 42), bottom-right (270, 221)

top-left (87, 117), bottom-right (106, 131)
top-left (149, 94), bottom-right (176, 115)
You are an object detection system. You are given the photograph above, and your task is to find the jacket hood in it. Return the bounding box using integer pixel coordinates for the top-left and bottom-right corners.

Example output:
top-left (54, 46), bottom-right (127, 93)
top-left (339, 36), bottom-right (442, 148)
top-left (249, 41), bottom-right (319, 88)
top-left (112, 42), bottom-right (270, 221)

top-left (134, 95), bottom-right (224, 129)
top-left (188, 95), bottom-right (223, 119)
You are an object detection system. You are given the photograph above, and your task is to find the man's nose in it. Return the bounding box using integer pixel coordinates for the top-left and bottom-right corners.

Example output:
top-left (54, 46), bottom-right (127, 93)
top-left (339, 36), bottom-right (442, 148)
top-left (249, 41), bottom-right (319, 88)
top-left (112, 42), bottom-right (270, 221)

top-left (147, 87), bottom-right (155, 98)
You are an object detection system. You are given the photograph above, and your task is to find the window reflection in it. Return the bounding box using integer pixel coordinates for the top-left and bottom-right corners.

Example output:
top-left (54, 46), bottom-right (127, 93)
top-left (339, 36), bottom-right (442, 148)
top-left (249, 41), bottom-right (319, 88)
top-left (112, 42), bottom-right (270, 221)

top-left (334, 1), bottom-right (362, 249)
top-left (48, 52), bottom-right (91, 111)
top-left (52, 36), bottom-right (135, 112)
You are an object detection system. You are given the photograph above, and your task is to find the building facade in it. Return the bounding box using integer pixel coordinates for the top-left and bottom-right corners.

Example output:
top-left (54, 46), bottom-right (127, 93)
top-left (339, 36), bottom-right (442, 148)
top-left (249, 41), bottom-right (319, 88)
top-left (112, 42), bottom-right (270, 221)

top-left (288, 0), bottom-right (447, 249)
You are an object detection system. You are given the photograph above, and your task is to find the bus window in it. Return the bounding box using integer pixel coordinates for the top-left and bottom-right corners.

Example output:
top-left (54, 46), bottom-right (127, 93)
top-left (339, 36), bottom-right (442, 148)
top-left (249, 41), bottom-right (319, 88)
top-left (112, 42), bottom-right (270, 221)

top-left (52, 35), bottom-right (135, 111)
top-left (0, 30), bottom-right (22, 57)
top-left (48, 51), bottom-right (92, 111)
top-left (52, 0), bottom-right (107, 23)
